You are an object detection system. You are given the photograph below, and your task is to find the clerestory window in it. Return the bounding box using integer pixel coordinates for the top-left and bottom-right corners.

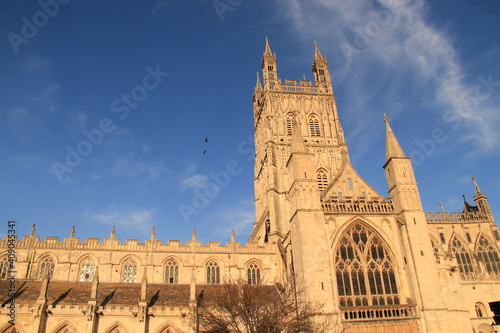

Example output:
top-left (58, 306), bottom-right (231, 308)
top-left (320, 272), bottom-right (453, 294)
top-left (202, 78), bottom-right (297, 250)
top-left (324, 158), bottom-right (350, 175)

top-left (247, 262), bottom-right (261, 285)
top-left (449, 236), bottom-right (474, 274)
top-left (206, 261), bottom-right (220, 284)
top-left (79, 257), bottom-right (96, 282)
top-left (476, 235), bottom-right (500, 274)
top-left (309, 115), bottom-right (320, 137)
top-left (122, 258), bottom-right (137, 283)
top-left (165, 259), bottom-right (179, 284)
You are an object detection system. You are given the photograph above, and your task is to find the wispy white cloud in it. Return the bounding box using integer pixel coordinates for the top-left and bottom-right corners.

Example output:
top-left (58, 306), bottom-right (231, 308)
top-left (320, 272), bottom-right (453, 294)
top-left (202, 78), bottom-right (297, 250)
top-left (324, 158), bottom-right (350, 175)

top-left (12, 154), bottom-right (47, 169)
top-left (7, 107), bottom-right (28, 125)
top-left (181, 174), bottom-right (209, 189)
top-left (85, 207), bottom-right (155, 235)
top-left (151, 0), bottom-right (172, 15)
top-left (111, 155), bottom-right (168, 181)
top-left (210, 200), bottom-right (255, 241)
top-left (277, 0), bottom-right (500, 153)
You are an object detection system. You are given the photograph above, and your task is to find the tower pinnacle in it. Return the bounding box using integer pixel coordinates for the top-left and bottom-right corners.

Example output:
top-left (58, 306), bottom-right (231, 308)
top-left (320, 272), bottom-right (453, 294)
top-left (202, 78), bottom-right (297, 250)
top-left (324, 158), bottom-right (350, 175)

top-left (384, 114), bottom-right (406, 161)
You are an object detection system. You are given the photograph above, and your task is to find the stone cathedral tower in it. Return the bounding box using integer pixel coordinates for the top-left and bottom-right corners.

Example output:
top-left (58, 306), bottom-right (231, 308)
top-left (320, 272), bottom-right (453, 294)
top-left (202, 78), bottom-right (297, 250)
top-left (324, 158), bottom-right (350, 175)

top-left (248, 39), bottom-right (500, 333)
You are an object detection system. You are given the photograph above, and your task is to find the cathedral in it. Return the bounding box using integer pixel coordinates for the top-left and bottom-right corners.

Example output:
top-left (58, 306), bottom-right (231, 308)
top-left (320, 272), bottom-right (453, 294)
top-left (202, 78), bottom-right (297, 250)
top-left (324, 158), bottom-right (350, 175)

top-left (1, 39), bottom-right (499, 333)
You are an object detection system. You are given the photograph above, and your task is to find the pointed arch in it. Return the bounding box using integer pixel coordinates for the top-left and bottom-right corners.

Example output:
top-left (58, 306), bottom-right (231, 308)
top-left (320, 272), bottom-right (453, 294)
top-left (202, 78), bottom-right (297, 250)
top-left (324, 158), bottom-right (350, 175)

top-left (206, 259), bottom-right (222, 284)
top-left (105, 322), bottom-right (127, 333)
top-left (475, 302), bottom-right (487, 317)
top-left (78, 255), bottom-right (97, 282)
top-left (164, 257), bottom-right (179, 284)
top-left (285, 113), bottom-right (294, 136)
top-left (0, 323), bottom-right (25, 333)
top-left (334, 221), bottom-right (399, 307)
top-left (449, 235), bottom-right (474, 274)
top-left (430, 235), bottom-right (445, 263)
top-left (120, 257), bottom-right (138, 283)
top-left (52, 320), bottom-right (78, 333)
top-left (0, 254), bottom-right (9, 279)
top-left (245, 259), bottom-right (262, 285)
top-left (317, 168), bottom-right (329, 191)
top-left (37, 254), bottom-right (56, 280)
top-left (156, 325), bottom-right (174, 333)
top-left (309, 114), bottom-right (321, 137)
top-left (475, 234), bottom-right (500, 274)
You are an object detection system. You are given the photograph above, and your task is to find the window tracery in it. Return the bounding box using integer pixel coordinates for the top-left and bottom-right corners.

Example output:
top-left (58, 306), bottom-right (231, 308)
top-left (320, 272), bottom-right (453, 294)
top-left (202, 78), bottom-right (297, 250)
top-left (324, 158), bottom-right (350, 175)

top-left (79, 257), bottom-right (96, 282)
top-left (38, 256), bottom-right (55, 280)
top-left (122, 258), bottom-right (137, 283)
top-left (309, 115), bottom-right (320, 137)
top-left (475, 302), bottom-right (486, 317)
top-left (335, 222), bottom-right (399, 307)
top-left (165, 259), bottom-right (179, 284)
top-left (317, 169), bottom-right (328, 191)
top-left (247, 262), bottom-right (261, 285)
top-left (476, 235), bottom-right (500, 274)
top-left (206, 261), bottom-right (220, 284)
top-left (449, 236), bottom-right (474, 274)
top-left (0, 256), bottom-right (9, 279)
top-left (286, 114), bottom-right (294, 136)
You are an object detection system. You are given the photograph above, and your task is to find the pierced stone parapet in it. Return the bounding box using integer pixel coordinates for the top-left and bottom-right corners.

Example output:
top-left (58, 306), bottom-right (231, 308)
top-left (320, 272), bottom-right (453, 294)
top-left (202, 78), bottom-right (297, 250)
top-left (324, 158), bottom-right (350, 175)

top-left (322, 197), bottom-right (394, 214)
top-left (340, 304), bottom-right (417, 322)
top-left (425, 212), bottom-right (490, 223)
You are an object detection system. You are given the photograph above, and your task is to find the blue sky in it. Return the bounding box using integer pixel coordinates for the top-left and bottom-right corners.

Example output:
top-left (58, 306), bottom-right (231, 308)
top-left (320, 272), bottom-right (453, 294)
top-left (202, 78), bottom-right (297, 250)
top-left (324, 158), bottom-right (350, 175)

top-left (1, 0), bottom-right (499, 244)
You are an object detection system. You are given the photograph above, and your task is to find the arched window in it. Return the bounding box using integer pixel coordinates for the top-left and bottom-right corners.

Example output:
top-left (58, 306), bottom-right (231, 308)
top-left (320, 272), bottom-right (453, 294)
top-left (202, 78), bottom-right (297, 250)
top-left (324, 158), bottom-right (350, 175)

top-left (449, 236), bottom-right (474, 274)
top-left (475, 302), bottom-right (487, 317)
top-left (0, 256), bottom-right (9, 279)
top-left (309, 115), bottom-right (320, 137)
top-left (56, 326), bottom-right (73, 333)
top-left (335, 222), bottom-right (399, 307)
top-left (247, 262), bottom-right (261, 285)
top-left (122, 259), bottom-right (137, 283)
top-left (38, 256), bottom-right (55, 280)
top-left (2, 327), bottom-right (18, 333)
top-left (206, 261), bottom-right (220, 284)
top-left (317, 169), bottom-right (328, 191)
top-left (159, 328), bottom-right (171, 333)
top-left (165, 259), bottom-right (179, 284)
top-left (79, 257), bottom-right (96, 282)
top-left (476, 235), bottom-right (500, 274)
top-left (430, 237), bottom-right (445, 263)
top-left (286, 114), bottom-right (294, 136)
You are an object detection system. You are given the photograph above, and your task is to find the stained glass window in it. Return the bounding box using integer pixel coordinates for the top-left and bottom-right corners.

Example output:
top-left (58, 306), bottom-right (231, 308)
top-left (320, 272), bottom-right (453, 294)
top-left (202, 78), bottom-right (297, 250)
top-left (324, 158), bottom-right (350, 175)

top-left (335, 222), bottom-right (399, 307)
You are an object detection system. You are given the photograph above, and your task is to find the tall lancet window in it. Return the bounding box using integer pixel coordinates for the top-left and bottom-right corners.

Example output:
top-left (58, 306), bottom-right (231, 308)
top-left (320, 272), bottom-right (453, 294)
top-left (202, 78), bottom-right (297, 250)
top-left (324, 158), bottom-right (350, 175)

top-left (476, 235), bottom-right (500, 274)
top-left (317, 169), bottom-right (328, 191)
top-left (38, 256), bottom-right (55, 280)
top-left (335, 222), bottom-right (399, 307)
top-left (122, 258), bottom-right (138, 282)
top-left (165, 259), bottom-right (179, 284)
top-left (79, 257), bottom-right (96, 282)
top-left (309, 115), bottom-right (320, 136)
top-left (206, 261), bottom-right (220, 284)
top-left (286, 114), bottom-right (294, 136)
top-left (449, 236), bottom-right (474, 274)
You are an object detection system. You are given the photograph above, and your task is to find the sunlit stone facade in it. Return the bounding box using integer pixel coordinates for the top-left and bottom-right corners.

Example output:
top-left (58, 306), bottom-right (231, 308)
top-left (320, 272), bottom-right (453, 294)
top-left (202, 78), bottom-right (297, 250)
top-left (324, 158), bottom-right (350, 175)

top-left (1, 40), bottom-right (499, 333)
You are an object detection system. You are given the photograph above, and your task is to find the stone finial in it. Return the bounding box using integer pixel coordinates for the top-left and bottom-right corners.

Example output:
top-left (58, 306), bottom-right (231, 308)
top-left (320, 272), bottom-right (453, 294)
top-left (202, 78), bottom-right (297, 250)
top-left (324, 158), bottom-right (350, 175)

top-left (30, 223), bottom-right (36, 237)
top-left (151, 227), bottom-right (156, 240)
top-left (231, 229), bottom-right (235, 242)
top-left (383, 113), bottom-right (389, 123)
top-left (111, 226), bottom-right (116, 238)
top-left (70, 225), bottom-right (75, 237)
top-left (192, 228), bottom-right (197, 241)
top-left (439, 202), bottom-right (445, 213)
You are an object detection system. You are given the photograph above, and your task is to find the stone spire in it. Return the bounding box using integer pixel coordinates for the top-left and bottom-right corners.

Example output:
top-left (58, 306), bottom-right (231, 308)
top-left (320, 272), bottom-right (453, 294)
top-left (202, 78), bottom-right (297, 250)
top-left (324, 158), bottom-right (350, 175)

top-left (314, 41), bottom-right (324, 60)
top-left (384, 114), bottom-right (406, 161)
top-left (255, 72), bottom-right (262, 91)
top-left (30, 223), bottom-right (36, 237)
top-left (264, 36), bottom-right (272, 56)
top-left (472, 176), bottom-right (482, 195)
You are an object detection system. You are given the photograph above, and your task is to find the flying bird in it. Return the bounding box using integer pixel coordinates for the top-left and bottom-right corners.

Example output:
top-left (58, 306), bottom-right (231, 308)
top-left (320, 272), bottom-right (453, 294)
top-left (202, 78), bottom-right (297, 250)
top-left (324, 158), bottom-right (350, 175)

top-left (203, 150), bottom-right (207, 154)
top-left (205, 138), bottom-right (208, 143)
